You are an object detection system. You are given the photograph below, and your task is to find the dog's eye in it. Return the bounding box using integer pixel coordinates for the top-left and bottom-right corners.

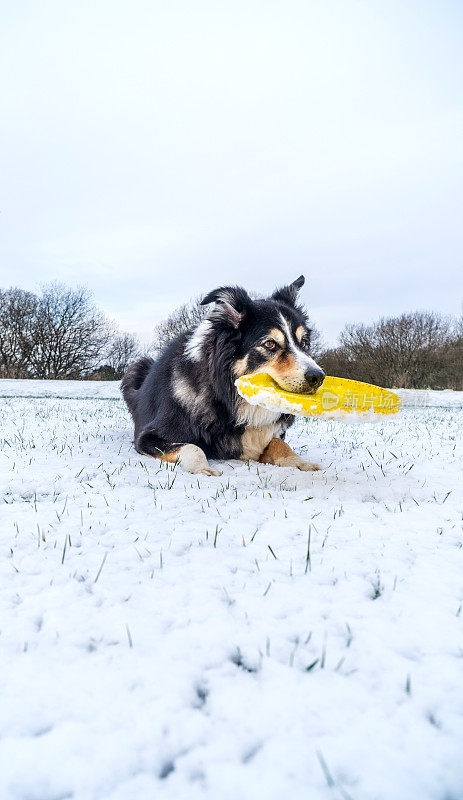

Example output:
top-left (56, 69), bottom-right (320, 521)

top-left (263, 339), bottom-right (277, 351)
top-left (300, 337), bottom-right (310, 350)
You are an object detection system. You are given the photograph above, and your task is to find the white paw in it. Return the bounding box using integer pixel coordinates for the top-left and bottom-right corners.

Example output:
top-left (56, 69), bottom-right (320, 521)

top-left (276, 456), bottom-right (322, 472)
top-left (178, 444), bottom-right (222, 476)
top-left (195, 467), bottom-right (222, 477)
top-left (297, 461), bottom-right (322, 472)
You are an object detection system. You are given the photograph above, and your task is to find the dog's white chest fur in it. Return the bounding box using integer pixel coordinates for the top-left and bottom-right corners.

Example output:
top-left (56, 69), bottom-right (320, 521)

top-left (240, 424), bottom-right (280, 461)
top-left (237, 399), bottom-right (280, 428)
top-left (237, 400), bottom-right (284, 461)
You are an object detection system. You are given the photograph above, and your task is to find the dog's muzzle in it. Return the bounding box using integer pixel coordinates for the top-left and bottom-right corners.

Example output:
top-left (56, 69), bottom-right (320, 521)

top-left (272, 367), bottom-right (325, 394)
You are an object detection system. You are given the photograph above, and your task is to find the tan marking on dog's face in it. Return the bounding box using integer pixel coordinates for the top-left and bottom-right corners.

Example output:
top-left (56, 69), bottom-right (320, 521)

top-left (295, 326), bottom-right (306, 343)
top-left (233, 355), bottom-right (249, 377)
top-left (235, 329), bottom-right (286, 378)
top-left (275, 351), bottom-right (297, 373)
top-left (257, 350), bottom-right (310, 391)
top-left (268, 328), bottom-right (285, 347)
top-left (266, 352), bottom-right (299, 385)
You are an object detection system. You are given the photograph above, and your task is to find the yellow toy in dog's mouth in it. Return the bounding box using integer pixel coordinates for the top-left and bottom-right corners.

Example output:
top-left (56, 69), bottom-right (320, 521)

top-left (235, 373), bottom-right (401, 421)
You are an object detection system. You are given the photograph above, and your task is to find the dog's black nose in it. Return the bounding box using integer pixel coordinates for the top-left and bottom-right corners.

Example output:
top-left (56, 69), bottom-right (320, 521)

top-left (305, 367), bottom-right (325, 392)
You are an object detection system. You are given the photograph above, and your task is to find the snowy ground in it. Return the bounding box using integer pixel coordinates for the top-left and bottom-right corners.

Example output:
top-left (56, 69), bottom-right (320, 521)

top-left (1, 381), bottom-right (462, 800)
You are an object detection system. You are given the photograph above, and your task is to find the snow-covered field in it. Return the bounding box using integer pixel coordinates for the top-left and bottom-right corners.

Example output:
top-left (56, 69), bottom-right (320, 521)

top-left (1, 381), bottom-right (462, 800)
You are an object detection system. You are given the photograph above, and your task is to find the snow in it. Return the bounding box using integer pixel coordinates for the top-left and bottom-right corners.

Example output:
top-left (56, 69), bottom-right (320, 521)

top-left (1, 380), bottom-right (462, 800)
top-left (0, 379), bottom-right (120, 399)
top-left (395, 388), bottom-right (463, 408)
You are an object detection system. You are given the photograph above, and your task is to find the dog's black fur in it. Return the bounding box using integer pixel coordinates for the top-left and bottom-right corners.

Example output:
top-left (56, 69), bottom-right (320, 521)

top-left (122, 276), bottom-right (324, 469)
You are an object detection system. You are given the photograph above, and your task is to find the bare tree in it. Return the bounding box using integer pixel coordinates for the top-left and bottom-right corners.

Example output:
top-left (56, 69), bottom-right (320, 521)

top-left (0, 288), bottom-right (38, 378)
top-left (151, 298), bottom-right (208, 352)
top-left (318, 345), bottom-right (353, 381)
top-left (0, 282), bottom-right (146, 380)
top-left (307, 324), bottom-right (323, 361)
top-left (440, 315), bottom-right (463, 390)
top-left (320, 311), bottom-right (457, 389)
top-left (103, 332), bottom-right (141, 380)
top-left (29, 283), bottom-right (115, 379)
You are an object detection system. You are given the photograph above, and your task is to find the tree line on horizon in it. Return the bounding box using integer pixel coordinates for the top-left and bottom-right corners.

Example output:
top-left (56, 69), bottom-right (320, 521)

top-left (0, 284), bottom-right (139, 381)
top-left (1, 283), bottom-right (462, 389)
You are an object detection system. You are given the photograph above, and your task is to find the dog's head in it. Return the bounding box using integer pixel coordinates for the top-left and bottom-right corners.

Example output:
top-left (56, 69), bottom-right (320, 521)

top-left (197, 275), bottom-right (325, 393)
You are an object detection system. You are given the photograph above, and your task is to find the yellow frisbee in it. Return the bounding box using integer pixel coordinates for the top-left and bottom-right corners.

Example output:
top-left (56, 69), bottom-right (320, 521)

top-left (235, 373), bottom-right (401, 421)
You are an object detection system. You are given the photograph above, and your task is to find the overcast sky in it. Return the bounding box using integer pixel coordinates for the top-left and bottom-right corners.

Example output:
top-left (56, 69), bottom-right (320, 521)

top-left (1, 0), bottom-right (462, 346)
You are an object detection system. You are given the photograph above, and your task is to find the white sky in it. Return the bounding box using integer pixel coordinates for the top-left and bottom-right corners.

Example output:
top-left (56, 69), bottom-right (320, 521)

top-left (1, 0), bottom-right (462, 346)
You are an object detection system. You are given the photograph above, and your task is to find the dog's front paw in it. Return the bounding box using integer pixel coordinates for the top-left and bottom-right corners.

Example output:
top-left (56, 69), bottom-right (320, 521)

top-left (195, 467), bottom-right (222, 477)
top-left (177, 445), bottom-right (222, 476)
top-left (276, 455), bottom-right (322, 472)
top-left (297, 461), bottom-right (322, 472)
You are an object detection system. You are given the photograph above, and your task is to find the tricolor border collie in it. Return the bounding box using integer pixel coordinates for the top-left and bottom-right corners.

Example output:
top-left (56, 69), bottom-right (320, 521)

top-left (122, 276), bottom-right (325, 476)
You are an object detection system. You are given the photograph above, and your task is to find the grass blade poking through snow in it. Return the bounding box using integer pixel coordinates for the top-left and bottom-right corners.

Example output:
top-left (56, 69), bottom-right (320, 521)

top-left (94, 552), bottom-right (107, 583)
top-left (305, 525), bottom-right (312, 574)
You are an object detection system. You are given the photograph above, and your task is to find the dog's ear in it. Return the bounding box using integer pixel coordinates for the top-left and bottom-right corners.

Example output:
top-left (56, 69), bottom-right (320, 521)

top-left (271, 275), bottom-right (305, 306)
top-left (201, 286), bottom-right (251, 329)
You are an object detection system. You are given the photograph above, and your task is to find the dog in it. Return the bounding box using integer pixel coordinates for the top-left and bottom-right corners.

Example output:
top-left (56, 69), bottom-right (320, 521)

top-left (121, 275), bottom-right (325, 476)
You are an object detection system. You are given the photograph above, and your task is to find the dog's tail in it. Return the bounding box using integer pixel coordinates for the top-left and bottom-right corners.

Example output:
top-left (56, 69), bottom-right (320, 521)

top-left (121, 356), bottom-right (154, 411)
